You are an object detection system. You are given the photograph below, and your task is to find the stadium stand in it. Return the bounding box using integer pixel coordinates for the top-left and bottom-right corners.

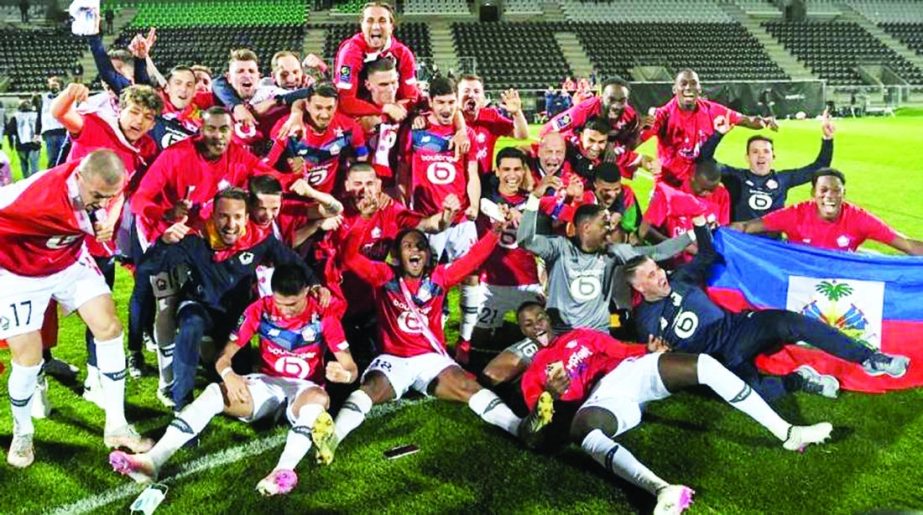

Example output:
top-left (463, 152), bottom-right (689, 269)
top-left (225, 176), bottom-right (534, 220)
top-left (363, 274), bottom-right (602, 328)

top-left (331, 0), bottom-right (365, 14)
top-left (733, 0), bottom-right (782, 15)
top-left (403, 0), bottom-right (470, 15)
top-left (850, 0), bottom-right (923, 23)
top-left (452, 22), bottom-right (571, 90)
top-left (126, 0), bottom-right (308, 28)
top-left (0, 28), bottom-right (84, 91)
top-left (764, 20), bottom-right (923, 85)
top-left (559, 0), bottom-right (732, 23)
top-left (503, 0), bottom-right (543, 15)
top-left (881, 23), bottom-right (923, 58)
top-left (320, 22), bottom-right (432, 60)
top-left (573, 22), bottom-right (789, 81)
top-left (113, 25), bottom-right (306, 76)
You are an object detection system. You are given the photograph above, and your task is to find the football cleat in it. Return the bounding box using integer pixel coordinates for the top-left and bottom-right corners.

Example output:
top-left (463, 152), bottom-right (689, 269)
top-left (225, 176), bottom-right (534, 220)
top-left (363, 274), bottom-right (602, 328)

top-left (109, 450), bottom-right (159, 483)
top-left (105, 424), bottom-right (154, 453)
top-left (312, 411), bottom-right (338, 466)
top-left (794, 365), bottom-right (839, 399)
top-left (256, 469), bottom-right (298, 496)
top-left (31, 375), bottom-right (51, 419)
top-left (783, 422), bottom-right (833, 452)
top-left (654, 485), bottom-right (695, 515)
top-left (156, 387), bottom-right (176, 409)
top-left (7, 433), bottom-right (35, 469)
top-left (862, 353), bottom-right (909, 378)
top-left (525, 391), bottom-right (555, 434)
top-left (43, 357), bottom-right (79, 383)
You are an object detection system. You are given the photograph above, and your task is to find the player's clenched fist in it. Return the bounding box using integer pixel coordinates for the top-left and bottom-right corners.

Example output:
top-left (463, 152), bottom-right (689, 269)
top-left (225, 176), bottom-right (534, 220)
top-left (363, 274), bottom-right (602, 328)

top-left (325, 361), bottom-right (353, 383)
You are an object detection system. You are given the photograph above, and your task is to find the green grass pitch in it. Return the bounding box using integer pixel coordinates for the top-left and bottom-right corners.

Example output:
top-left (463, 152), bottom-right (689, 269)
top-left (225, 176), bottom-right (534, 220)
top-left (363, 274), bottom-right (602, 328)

top-left (2, 113), bottom-right (923, 513)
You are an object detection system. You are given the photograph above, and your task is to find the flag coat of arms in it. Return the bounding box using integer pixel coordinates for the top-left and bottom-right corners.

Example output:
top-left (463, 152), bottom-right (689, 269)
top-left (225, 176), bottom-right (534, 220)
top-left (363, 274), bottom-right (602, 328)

top-left (707, 229), bottom-right (923, 392)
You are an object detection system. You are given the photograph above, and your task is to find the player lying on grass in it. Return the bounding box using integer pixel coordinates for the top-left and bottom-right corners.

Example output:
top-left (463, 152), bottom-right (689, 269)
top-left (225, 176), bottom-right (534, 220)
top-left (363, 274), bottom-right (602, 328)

top-left (1, 150), bottom-right (152, 468)
top-left (515, 302), bottom-right (833, 515)
top-left (325, 217), bottom-right (524, 463)
top-left (110, 264), bottom-right (357, 496)
top-left (624, 216), bottom-right (910, 402)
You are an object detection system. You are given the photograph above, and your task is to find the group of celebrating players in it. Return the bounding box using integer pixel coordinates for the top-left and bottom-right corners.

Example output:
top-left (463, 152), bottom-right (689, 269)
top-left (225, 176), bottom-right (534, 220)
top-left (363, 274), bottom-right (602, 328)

top-left (2, 2), bottom-right (921, 513)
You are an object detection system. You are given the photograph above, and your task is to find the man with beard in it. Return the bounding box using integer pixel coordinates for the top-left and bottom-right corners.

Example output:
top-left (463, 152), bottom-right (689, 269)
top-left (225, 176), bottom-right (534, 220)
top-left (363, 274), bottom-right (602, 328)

top-left (730, 168), bottom-right (923, 255)
top-left (266, 83), bottom-right (368, 197)
top-left (320, 163), bottom-right (459, 366)
top-left (136, 188), bottom-right (326, 410)
top-left (456, 75), bottom-right (529, 176)
top-left (36, 76), bottom-right (67, 166)
top-left (543, 79), bottom-right (655, 179)
top-left (645, 69), bottom-right (776, 186)
top-left (334, 2), bottom-right (419, 118)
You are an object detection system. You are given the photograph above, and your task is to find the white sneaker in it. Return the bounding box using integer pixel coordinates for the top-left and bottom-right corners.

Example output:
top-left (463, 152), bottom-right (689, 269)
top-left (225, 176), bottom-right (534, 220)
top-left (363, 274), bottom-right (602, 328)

top-left (256, 469), bottom-right (298, 496)
top-left (104, 424), bottom-right (154, 453)
top-left (794, 365), bottom-right (840, 399)
top-left (783, 422), bottom-right (833, 452)
top-left (109, 450), bottom-right (159, 483)
top-left (654, 485), bottom-right (695, 515)
top-left (7, 433), bottom-right (34, 468)
top-left (31, 376), bottom-right (51, 419)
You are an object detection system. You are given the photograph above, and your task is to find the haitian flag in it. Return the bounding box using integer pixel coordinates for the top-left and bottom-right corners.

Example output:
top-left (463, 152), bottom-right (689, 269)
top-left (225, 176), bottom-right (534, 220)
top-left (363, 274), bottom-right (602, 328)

top-left (708, 229), bottom-right (923, 393)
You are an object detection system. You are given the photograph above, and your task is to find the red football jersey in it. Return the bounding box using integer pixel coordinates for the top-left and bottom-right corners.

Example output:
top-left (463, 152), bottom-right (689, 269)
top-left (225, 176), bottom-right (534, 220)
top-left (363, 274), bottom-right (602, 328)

top-left (334, 33), bottom-right (420, 117)
top-left (131, 137), bottom-right (275, 245)
top-left (407, 124), bottom-right (475, 220)
top-left (344, 225), bottom-right (498, 357)
top-left (761, 200), bottom-right (899, 252)
top-left (644, 181), bottom-right (730, 240)
top-left (231, 296), bottom-right (349, 384)
top-left (478, 191), bottom-right (539, 286)
top-left (649, 98), bottom-right (742, 185)
top-left (322, 198), bottom-right (424, 317)
top-left (469, 107), bottom-right (514, 175)
top-left (520, 328), bottom-right (645, 410)
top-left (67, 112), bottom-right (158, 194)
top-left (0, 161), bottom-right (106, 276)
top-left (266, 113), bottom-right (368, 194)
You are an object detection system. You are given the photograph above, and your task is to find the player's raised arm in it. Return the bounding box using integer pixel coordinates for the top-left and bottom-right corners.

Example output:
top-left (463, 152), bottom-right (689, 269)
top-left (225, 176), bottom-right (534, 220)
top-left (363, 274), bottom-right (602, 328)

top-left (501, 89), bottom-right (530, 140)
top-left (50, 83), bottom-right (89, 135)
top-left (517, 174), bottom-right (563, 259)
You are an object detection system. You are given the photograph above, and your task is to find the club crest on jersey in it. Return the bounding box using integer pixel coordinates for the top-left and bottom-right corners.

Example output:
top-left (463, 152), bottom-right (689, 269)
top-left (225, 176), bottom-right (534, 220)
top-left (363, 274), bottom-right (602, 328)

top-left (301, 326), bottom-right (317, 342)
top-left (554, 113), bottom-right (572, 130)
top-left (765, 179), bottom-right (779, 190)
top-left (786, 276), bottom-right (884, 350)
top-left (239, 252), bottom-right (254, 265)
top-left (836, 235), bottom-right (851, 248)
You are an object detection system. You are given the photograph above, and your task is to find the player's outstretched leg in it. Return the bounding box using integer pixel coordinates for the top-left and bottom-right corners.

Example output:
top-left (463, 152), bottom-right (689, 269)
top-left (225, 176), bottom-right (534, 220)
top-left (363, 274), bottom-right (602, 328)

top-left (258, 390), bottom-right (331, 495)
top-left (110, 382), bottom-right (226, 483)
top-left (518, 391), bottom-right (554, 449)
top-left (661, 353), bottom-right (832, 451)
top-left (432, 366), bottom-right (522, 436)
top-left (572, 407), bottom-right (693, 514)
top-left (331, 371), bottom-right (394, 459)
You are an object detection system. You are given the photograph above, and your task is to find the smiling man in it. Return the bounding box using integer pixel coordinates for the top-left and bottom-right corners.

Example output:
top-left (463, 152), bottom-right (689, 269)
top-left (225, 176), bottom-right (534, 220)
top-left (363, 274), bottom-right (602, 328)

top-left (731, 168), bottom-right (923, 255)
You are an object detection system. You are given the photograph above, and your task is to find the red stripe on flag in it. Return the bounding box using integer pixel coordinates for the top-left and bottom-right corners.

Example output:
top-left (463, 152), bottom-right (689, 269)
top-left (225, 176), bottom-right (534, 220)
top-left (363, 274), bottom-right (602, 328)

top-left (708, 287), bottom-right (923, 393)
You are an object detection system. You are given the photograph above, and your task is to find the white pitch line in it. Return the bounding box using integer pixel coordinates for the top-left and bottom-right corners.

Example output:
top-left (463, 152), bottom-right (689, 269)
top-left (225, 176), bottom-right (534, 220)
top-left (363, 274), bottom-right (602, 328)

top-left (46, 397), bottom-right (433, 515)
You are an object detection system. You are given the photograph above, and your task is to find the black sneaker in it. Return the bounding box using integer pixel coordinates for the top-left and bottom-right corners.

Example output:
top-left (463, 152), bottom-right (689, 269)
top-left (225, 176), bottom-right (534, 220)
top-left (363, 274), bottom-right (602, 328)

top-left (127, 352), bottom-right (146, 379)
top-left (861, 353), bottom-right (909, 378)
top-left (794, 365), bottom-right (839, 399)
top-left (43, 357), bottom-right (78, 383)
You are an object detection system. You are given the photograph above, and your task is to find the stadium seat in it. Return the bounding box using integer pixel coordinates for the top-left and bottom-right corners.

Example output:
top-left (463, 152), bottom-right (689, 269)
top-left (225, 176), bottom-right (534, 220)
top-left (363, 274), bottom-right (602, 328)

top-left (0, 29), bottom-right (84, 91)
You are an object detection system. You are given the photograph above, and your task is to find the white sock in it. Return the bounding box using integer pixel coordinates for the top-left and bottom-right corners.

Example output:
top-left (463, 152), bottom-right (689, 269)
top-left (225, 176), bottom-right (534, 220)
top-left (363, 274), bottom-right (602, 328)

top-left (8, 361), bottom-right (41, 435)
top-left (154, 297), bottom-right (177, 391)
top-left (156, 343), bottom-right (175, 391)
top-left (467, 389), bottom-right (522, 436)
top-left (459, 284), bottom-right (482, 341)
top-left (333, 390), bottom-right (372, 442)
top-left (581, 429), bottom-right (668, 495)
top-left (85, 364), bottom-right (101, 390)
top-left (696, 354), bottom-right (791, 441)
top-left (148, 382), bottom-right (224, 468)
top-left (274, 404), bottom-right (324, 471)
top-left (95, 334), bottom-right (129, 432)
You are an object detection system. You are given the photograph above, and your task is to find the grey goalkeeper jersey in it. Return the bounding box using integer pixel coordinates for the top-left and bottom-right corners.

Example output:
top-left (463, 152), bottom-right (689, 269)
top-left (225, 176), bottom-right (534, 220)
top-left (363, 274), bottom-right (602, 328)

top-left (517, 195), bottom-right (692, 333)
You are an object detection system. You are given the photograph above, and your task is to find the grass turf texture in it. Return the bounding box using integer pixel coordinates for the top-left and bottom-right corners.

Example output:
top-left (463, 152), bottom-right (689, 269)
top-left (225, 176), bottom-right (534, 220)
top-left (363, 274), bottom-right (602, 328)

top-left (3, 114), bottom-right (923, 513)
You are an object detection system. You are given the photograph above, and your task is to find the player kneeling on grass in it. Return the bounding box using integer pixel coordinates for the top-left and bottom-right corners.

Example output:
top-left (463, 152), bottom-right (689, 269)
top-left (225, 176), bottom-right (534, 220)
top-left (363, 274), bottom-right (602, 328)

top-left (515, 302), bottom-right (833, 515)
top-left (327, 217), bottom-right (524, 461)
top-left (1, 150), bottom-right (152, 469)
top-left (110, 264), bottom-right (357, 496)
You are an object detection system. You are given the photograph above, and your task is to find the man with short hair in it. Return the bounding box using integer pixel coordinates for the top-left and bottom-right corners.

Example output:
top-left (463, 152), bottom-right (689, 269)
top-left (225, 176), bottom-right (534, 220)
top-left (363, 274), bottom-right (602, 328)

top-left (639, 159), bottom-right (731, 260)
top-left (515, 302), bottom-right (833, 514)
top-left (517, 174), bottom-right (691, 335)
top-left (191, 65), bottom-right (213, 94)
top-left (334, 1), bottom-right (419, 118)
top-left (645, 69), bottom-right (777, 185)
top-left (1, 150), bottom-right (153, 469)
top-left (266, 83), bottom-right (368, 196)
top-left (623, 218), bottom-right (911, 403)
top-left (731, 168), bottom-right (923, 255)
top-left (553, 162), bottom-right (643, 243)
top-left (701, 109), bottom-right (835, 222)
top-left (36, 76), bottom-right (67, 167)
top-left (136, 188), bottom-right (326, 410)
top-left (457, 74), bottom-right (529, 175)
top-left (110, 264), bottom-right (357, 496)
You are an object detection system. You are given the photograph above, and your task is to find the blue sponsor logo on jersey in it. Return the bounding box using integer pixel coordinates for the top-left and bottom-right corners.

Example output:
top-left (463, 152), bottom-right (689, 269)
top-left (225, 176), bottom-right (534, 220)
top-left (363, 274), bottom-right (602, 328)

top-left (338, 65), bottom-right (352, 84)
top-left (554, 113), bottom-right (572, 130)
